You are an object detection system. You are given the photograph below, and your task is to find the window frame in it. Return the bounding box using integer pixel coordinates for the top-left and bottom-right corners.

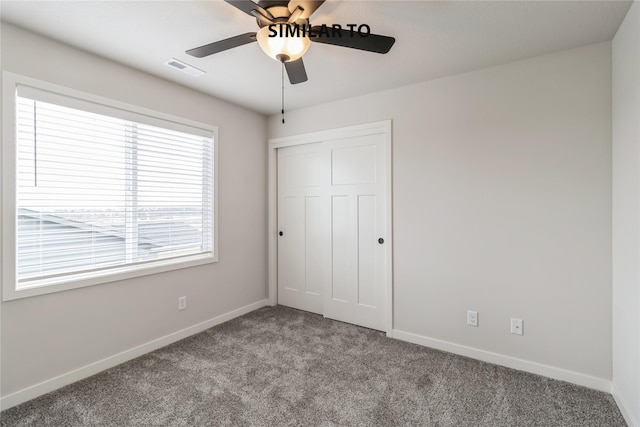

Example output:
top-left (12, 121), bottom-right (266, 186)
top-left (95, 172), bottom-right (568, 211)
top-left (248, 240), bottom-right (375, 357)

top-left (1, 72), bottom-right (219, 301)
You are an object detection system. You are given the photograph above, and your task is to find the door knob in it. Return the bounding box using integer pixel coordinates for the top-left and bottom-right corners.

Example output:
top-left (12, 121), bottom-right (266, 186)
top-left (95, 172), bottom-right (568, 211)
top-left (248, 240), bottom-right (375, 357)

top-left (279, 231), bottom-right (284, 236)
top-left (378, 238), bottom-right (384, 244)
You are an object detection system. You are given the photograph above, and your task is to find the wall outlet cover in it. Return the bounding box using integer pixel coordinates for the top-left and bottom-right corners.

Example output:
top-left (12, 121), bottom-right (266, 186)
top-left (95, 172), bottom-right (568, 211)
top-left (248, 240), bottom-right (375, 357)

top-left (467, 310), bottom-right (478, 327)
top-left (511, 318), bottom-right (523, 335)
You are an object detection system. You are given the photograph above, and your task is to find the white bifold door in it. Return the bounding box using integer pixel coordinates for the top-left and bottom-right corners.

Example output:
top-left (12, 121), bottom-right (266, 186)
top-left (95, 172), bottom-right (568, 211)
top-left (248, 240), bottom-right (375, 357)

top-left (276, 123), bottom-right (391, 332)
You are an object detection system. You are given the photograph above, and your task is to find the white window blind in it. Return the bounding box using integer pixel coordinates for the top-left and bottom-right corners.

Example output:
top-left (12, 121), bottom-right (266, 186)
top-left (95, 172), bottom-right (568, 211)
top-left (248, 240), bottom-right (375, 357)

top-left (14, 85), bottom-right (214, 290)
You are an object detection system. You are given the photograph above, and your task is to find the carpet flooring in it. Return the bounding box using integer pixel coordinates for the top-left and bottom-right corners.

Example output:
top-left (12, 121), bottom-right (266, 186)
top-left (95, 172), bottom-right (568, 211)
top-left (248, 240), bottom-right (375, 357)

top-left (0, 305), bottom-right (627, 426)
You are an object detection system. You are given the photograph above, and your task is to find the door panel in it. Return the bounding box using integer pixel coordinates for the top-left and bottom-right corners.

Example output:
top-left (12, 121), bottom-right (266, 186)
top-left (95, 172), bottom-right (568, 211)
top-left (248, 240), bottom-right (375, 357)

top-left (324, 133), bottom-right (387, 331)
top-left (277, 143), bottom-right (324, 314)
top-left (331, 143), bottom-right (377, 185)
top-left (305, 196), bottom-right (323, 296)
top-left (331, 195), bottom-right (353, 303)
top-left (357, 195), bottom-right (377, 308)
top-left (281, 196), bottom-right (305, 292)
top-left (284, 151), bottom-right (321, 187)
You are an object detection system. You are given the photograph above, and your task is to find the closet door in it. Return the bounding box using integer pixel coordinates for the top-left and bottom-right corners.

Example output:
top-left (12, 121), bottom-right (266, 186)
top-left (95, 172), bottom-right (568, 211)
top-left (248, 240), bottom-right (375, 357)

top-left (275, 122), bottom-right (390, 332)
top-left (276, 143), bottom-right (326, 315)
top-left (324, 132), bottom-right (388, 331)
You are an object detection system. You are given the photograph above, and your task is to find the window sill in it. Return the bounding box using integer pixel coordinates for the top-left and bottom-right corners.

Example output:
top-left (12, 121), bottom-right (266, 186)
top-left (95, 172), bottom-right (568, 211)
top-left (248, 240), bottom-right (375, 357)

top-left (2, 254), bottom-right (217, 301)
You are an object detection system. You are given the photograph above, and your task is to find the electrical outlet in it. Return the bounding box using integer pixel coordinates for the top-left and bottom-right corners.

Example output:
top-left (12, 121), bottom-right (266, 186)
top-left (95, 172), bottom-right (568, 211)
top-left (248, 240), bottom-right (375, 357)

top-left (178, 296), bottom-right (187, 311)
top-left (467, 310), bottom-right (478, 327)
top-left (511, 318), bottom-right (523, 335)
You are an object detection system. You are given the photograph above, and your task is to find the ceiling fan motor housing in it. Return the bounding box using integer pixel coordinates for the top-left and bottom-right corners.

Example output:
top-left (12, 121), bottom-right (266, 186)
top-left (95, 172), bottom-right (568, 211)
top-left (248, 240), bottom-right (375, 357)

top-left (254, 5), bottom-right (309, 28)
top-left (253, 2), bottom-right (312, 63)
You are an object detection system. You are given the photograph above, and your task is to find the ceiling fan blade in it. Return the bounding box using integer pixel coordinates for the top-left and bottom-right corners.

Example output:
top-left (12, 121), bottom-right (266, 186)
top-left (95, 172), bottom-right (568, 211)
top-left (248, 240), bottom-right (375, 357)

top-left (225, 0), bottom-right (273, 18)
top-left (288, 0), bottom-right (325, 20)
top-left (284, 58), bottom-right (308, 84)
top-left (310, 26), bottom-right (395, 54)
top-left (186, 32), bottom-right (257, 58)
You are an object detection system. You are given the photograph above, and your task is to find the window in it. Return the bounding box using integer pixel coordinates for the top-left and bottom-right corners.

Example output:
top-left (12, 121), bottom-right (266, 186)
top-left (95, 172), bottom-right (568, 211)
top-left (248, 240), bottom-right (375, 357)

top-left (2, 75), bottom-right (217, 300)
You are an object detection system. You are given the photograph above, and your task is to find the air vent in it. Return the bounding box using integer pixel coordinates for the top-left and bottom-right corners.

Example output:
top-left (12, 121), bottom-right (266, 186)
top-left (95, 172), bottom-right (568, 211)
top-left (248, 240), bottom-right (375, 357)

top-left (164, 58), bottom-right (205, 77)
top-left (168, 60), bottom-right (186, 70)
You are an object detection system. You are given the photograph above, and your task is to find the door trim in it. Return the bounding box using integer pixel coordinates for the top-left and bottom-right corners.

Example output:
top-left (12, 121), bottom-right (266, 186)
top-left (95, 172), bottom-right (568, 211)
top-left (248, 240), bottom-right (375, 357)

top-left (267, 120), bottom-right (393, 336)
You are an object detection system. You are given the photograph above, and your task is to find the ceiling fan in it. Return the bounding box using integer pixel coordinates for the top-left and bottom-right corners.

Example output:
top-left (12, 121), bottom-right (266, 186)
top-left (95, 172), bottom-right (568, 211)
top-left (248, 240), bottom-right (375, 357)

top-left (186, 0), bottom-right (396, 84)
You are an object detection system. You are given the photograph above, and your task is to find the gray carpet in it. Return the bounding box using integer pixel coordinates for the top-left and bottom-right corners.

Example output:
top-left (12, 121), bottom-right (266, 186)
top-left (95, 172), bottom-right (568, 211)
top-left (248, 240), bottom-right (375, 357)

top-left (1, 305), bottom-right (626, 426)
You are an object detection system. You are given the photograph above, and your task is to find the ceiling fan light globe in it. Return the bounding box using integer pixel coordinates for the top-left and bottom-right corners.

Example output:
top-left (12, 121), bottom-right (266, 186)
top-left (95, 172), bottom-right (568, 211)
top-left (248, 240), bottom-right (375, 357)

top-left (257, 25), bottom-right (310, 62)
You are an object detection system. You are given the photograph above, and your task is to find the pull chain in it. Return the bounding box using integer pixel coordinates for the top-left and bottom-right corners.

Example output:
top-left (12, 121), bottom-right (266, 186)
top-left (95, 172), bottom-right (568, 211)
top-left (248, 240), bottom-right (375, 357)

top-left (281, 61), bottom-right (285, 124)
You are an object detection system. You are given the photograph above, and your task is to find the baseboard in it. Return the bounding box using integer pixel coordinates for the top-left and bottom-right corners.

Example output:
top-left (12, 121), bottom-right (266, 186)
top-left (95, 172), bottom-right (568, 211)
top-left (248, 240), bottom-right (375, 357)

top-left (612, 382), bottom-right (639, 427)
top-left (0, 299), bottom-right (269, 411)
top-left (392, 329), bottom-right (611, 393)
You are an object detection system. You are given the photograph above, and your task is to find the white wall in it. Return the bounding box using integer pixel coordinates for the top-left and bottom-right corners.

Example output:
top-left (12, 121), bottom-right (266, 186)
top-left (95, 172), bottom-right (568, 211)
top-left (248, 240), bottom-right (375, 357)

top-left (0, 23), bottom-right (268, 403)
top-left (269, 43), bottom-right (613, 384)
top-left (612, 1), bottom-right (640, 425)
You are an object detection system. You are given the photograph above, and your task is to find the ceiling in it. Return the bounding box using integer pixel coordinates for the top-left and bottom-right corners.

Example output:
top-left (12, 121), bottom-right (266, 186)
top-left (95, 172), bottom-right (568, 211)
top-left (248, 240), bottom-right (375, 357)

top-left (0, 1), bottom-right (632, 115)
